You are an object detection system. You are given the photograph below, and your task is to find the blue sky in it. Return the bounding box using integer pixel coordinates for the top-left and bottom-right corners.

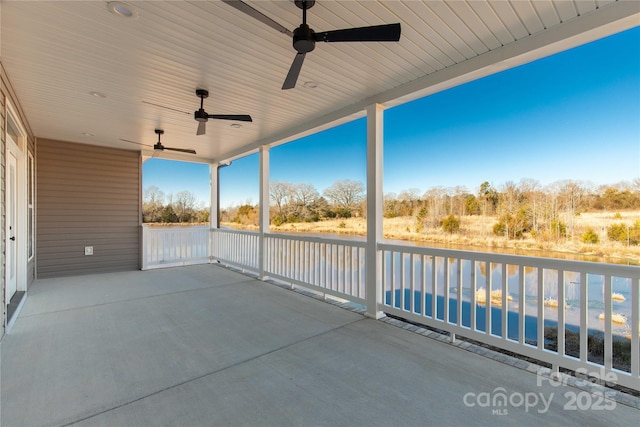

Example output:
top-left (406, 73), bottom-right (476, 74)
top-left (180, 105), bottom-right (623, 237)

top-left (144, 26), bottom-right (639, 208)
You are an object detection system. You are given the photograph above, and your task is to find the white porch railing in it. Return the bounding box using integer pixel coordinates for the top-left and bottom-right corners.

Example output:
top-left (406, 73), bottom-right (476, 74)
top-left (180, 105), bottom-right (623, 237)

top-left (263, 233), bottom-right (366, 304)
top-left (211, 228), bottom-right (260, 271)
top-left (210, 229), bottom-right (366, 304)
top-left (379, 243), bottom-right (640, 391)
top-left (141, 225), bottom-right (210, 270)
top-left (144, 225), bottom-right (639, 390)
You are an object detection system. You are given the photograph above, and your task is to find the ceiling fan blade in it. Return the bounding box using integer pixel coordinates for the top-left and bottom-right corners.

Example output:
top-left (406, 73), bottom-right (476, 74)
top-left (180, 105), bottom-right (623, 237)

top-left (315, 23), bottom-right (401, 43)
top-left (282, 53), bottom-right (306, 90)
top-left (120, 138), bottom-right (152, 148)
top-left (207, 114), bottom-right (253, 122)
top-left (197, 121), bottom-right (206, 136)
top-left (221, 0), bottom-right (293, 37)
top-left (141, 100), bottom-right (190, 115)
top-left (164, 147), bottom-right (197, 155)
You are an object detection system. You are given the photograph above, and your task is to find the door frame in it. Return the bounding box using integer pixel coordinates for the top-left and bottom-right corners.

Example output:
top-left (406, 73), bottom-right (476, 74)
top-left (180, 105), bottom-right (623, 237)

top-left (4, 100), bottom-right (28, 312)
top-left (6, 148), bottom-right (18, 303)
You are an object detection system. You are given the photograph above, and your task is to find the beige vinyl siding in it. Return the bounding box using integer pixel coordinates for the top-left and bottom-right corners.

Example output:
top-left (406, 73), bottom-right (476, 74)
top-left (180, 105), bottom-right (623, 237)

top-left (36, 139), bottom-right (140, 278)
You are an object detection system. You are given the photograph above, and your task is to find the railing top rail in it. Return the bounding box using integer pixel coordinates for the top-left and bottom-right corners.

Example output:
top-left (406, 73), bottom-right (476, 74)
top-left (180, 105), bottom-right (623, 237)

top-left (378, 242), bottom-right (640, 277)
top-left (142, 224), bottom-right (210, 231)
top-left (213, 227), bottom-right (259, 236)
top-left (214, 227), bottom-right (367, 247)
top-left (265, 232), bottom-right (367, 247)
top-left (209, 226), bottom-right (638, 276)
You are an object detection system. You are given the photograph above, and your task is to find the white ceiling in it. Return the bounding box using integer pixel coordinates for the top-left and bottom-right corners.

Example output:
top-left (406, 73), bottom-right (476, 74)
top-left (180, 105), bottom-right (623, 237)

top-left (1, 1), bottom-right (638, 163)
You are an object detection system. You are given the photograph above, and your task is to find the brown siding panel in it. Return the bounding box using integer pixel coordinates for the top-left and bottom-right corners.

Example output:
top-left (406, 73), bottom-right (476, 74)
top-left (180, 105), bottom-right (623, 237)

top-left (36, 139), bottom-right (140, 278)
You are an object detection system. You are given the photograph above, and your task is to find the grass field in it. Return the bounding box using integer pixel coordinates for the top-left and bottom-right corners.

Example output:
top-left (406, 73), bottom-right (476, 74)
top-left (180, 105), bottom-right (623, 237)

top-left (221, 211), bottom-right (640, 264)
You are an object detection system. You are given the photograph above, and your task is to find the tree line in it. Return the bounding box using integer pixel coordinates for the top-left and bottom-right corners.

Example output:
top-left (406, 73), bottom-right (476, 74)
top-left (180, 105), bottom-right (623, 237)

top-left (145, 178), bottom-right (640, 245)
top-left (143, 179), bottom-right (366, 225)
top-left (143, 186), bottom-right (209, 223)
top-left (222, 179), bottom-right (366, 226)
top-left (222, 178), bottom-right (640, 245)
top-left (384, 179), bottom-right (640, 218)
top-left (382, 178), bottom-right (640, 243)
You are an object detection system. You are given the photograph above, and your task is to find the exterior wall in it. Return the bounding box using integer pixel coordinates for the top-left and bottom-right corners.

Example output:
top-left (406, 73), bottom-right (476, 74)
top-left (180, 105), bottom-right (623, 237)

top-left (36, 139), bottom-right (140, 278)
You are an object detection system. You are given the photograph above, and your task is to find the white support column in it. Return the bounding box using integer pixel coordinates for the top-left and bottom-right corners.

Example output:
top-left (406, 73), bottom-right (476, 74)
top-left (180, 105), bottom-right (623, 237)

top-left (141, 224), bottom-right (149, 270)
top-left (209, 162), bottom-right (219, 263)
top-left (365, 104), bottom-right (385, 319)
top-left (210, 162), bottom-right (220, 230)
top-left (259, 146), bottom-right (270, 280)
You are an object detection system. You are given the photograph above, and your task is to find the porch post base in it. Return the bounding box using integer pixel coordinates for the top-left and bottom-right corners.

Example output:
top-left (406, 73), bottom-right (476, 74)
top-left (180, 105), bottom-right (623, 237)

top-left (365, 310), bottom-right (386, 320)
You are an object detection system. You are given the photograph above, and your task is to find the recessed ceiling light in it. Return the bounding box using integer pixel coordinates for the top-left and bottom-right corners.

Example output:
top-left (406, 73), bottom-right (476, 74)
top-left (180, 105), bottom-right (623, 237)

top-left (303, 81), bottom-right (318, 89)
top-left (89, 91), bottom-right (107, 98)
top-left (230, 123), bottom-right (242, 129)
top-left (82, 132), bottom-right (95, 137)
top-left (107, 2), bottom-right (138, 19)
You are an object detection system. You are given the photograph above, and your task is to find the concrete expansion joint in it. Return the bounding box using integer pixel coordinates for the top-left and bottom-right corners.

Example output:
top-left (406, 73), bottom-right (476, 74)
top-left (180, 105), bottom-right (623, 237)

top-left (60, 315), bottom-right (367, 426)
top-left (21, 278), bottom-right (253, 319)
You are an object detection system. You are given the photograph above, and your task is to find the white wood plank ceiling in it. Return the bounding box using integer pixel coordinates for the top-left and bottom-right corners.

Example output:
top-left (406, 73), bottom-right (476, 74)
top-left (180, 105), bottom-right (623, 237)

top-left (1, 1), bottom-right (637, 162)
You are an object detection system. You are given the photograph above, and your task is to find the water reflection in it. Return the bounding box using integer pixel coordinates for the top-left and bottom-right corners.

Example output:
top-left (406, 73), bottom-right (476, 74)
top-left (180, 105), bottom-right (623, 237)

top-left (383, 253), bottom-right (634, 345)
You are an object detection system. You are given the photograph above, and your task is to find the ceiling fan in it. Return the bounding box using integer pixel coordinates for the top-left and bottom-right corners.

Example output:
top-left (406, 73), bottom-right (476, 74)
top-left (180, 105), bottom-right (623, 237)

top-left (121, 129), bottom-right (196, 155)
top-left (194, 89), bottom-right (252, 136)
top-left (222, 0), bottom-right (401, 89)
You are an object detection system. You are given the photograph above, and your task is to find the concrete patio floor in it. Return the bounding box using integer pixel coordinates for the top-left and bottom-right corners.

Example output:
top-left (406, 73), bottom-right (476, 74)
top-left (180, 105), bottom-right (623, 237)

top-left (1, 264), bottom-right (638, 426)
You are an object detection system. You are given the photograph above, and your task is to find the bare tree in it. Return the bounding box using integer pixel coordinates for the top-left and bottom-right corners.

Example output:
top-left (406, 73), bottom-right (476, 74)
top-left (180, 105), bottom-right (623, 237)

top-left (323, 179), bottom-right (365, 215)
top-left (294, 183), bottom-right (320, 207)
top-left (397, 189), bottom-right (417, 201)
top-left (558, 180), bottom-right (585, 239)
top-left (452, 185), bottom-right (468, 216)
top-left (270, 181), bottom-right (295, 219)
top-left (292, 183), bottom-right (320, 220)
top-left (398, 188), bottom-right (421, 214)
top-left (499, 181), bottom-right (520, 215)
top-left (174, 190), bottom-right (197, 222)
top-left (423, 186), bottom-right (447, 226)
top-left (143, 185), bottom-right (165, 223)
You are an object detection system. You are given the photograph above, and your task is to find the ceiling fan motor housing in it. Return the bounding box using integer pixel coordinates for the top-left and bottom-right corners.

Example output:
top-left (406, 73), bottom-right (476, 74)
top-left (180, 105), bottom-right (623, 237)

top-left (293, 24), bottom-right (316, 53)
top-left (194, 109), bottom-right (208, 122)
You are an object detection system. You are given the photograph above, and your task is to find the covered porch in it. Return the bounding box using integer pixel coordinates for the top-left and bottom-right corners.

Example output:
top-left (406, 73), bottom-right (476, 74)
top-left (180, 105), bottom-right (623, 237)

top-left (2, 264), bottom-right (638, 425)
top-left (1, 1), bottom-right (639, 424)
top-left (142, 225), bottom-right (640, 392)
